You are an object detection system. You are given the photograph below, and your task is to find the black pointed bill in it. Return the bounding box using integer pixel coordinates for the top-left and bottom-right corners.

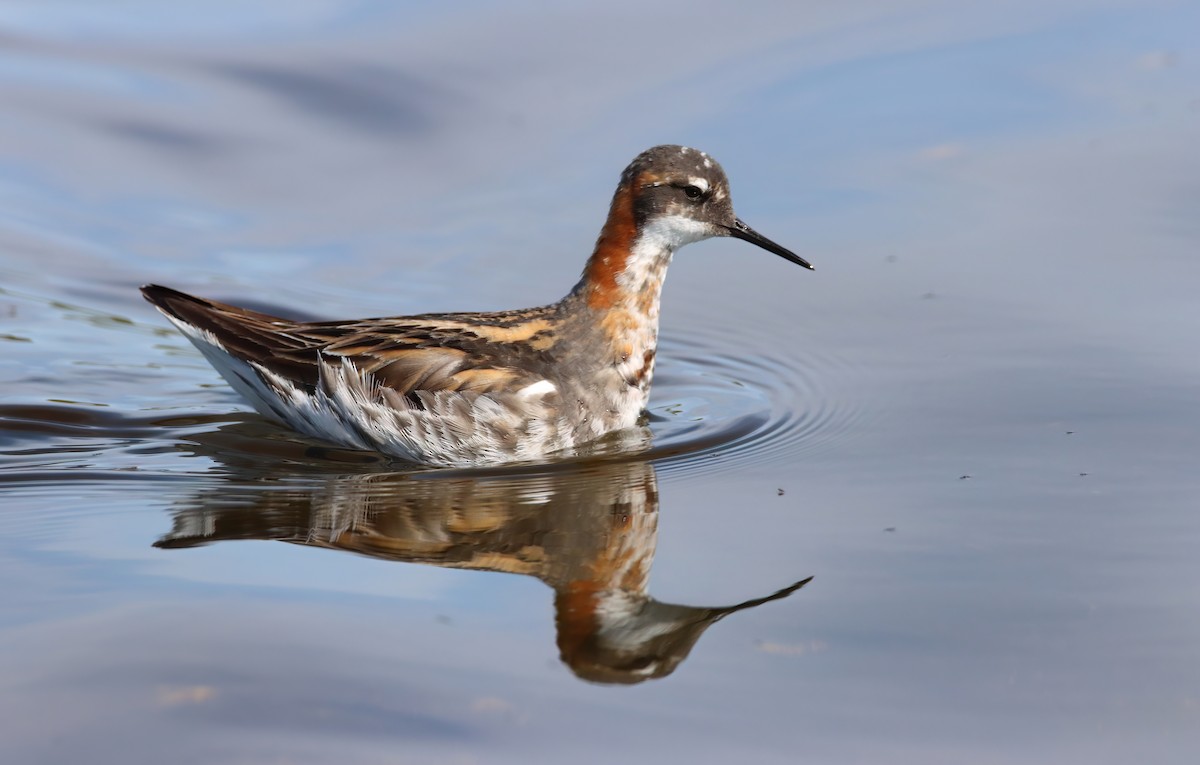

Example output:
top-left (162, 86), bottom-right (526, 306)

top-left (724, 218), bottom-right (814, 270)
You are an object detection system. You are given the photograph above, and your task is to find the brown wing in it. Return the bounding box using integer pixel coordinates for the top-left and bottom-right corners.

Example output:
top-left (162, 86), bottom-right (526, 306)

top-left (141, 284), bottom-right (552, 395)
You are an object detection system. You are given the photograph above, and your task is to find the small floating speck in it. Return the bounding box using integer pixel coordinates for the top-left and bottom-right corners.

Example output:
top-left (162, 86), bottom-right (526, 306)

top-left (156, 685), bottom-right (216, 707)
top-left (0, 333), bottom-right (31, 342)
top-left (756, 639), bottom-right (826, 656)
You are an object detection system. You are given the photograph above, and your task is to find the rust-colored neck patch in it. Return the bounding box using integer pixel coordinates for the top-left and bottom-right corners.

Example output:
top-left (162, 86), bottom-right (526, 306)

top-left (583, 175), bottom-right (642, 310)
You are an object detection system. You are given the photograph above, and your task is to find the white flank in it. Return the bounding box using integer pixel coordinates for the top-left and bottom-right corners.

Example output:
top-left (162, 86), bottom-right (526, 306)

top-left (168, 317), bottom-right (299, 424)
top-left (160, 316), bottom-right (579, 466)
top-left (518, 379), bottom-right (557, 397)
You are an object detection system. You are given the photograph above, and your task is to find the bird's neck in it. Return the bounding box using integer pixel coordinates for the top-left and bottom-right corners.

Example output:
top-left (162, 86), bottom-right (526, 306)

top-left (574, 175), bottom-right (718, 316)
top-left (566, 213), bottom-right (672, 382)
top-left (574, 182), bottom-right (669, 312)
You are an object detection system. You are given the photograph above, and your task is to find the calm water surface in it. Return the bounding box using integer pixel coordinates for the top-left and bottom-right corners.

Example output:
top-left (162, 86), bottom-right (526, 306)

top-left (2, 2), bottom-right (1199, 763)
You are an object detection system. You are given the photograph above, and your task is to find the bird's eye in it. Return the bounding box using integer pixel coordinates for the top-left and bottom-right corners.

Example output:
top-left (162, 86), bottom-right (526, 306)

top-left (683, 185), bottom-right (704, 200)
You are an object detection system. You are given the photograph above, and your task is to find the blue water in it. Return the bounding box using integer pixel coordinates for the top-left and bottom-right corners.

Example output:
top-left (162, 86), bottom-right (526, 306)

top-left (2, 3), bottom-right (1199, 763)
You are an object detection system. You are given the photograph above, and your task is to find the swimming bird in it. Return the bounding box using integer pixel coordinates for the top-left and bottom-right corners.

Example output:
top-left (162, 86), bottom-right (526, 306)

top-left (142, 145), bottom-right (812, 467)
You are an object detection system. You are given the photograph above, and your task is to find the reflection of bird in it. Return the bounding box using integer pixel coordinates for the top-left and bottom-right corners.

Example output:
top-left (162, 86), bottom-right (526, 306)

top-left (142, 145), bottom-right (812, 467)
top-left (155, 459), bottom-right (811, 685)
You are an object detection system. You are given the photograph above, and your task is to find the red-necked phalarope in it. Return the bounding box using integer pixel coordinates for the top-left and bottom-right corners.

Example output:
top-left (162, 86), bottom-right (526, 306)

top-left (142, 145), bottom-right (813, 467)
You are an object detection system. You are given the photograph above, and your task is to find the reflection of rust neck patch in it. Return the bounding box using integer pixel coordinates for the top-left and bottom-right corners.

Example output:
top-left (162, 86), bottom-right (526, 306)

top-left (583, 178), bottom-right (640, 310)
top-left (555, 580), bottom-right (601, 664)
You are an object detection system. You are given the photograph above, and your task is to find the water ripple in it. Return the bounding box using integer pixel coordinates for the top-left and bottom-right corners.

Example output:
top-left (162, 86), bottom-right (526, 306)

top-left (0, 329), bottom-right (865, 480)
top-left (643, 333), bottom-right (866, 476)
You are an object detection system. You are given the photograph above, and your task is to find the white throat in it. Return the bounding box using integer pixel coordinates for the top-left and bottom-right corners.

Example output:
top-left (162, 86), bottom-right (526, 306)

top-left (638, 213), bottom-right (714, 252)
top-left (616, 215), bottom-right (713, 298)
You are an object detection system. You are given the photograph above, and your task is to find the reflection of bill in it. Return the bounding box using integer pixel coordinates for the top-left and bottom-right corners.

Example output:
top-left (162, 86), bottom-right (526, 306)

top-left (156, 459), bottom-right (810, 685)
